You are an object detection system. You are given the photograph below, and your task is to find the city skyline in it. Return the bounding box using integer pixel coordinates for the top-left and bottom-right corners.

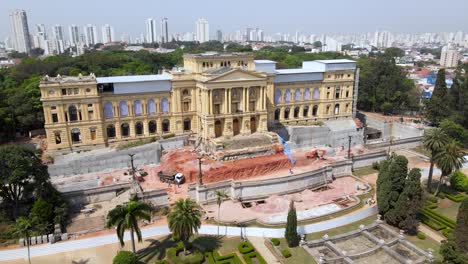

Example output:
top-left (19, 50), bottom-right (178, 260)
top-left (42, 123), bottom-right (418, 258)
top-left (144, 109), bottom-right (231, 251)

top-left (2, 0), bottom-right (468, 40)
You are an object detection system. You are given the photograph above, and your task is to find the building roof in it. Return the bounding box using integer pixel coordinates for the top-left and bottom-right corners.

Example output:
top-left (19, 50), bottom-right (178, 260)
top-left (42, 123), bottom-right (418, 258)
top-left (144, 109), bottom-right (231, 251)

top-left (315, 59), bottom-right (356, 64)
top-left (184, 52), bottom-right (254, 58)
top-left (254, 60), bottom-right (277, 64)
top-left (275, 68), bottom-right (322, 74)
top-left (204, 67), bottom-right (232, 75)
top-left (96, 74), bottom-right (172, 84)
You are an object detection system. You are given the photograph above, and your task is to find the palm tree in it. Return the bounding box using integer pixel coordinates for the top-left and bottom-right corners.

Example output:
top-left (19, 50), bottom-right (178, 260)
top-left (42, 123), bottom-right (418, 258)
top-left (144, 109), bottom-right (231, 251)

top-left (106, 199), bottom-right (152, 253)
top-left (214, 190), bottom-right (229, 236)
top-left (13, 217), bottom-right (34, 264)
top-left (422, 128), bottom-right (449, 192)
top-left (433, 141), bottom-right (466, 196)
top-left (167, 198), bottom-right (202, 255)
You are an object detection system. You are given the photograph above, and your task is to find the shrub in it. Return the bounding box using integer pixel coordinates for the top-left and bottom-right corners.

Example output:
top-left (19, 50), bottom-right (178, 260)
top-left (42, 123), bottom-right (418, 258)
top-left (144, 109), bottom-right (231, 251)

top-left (421, 217), bottom-right (445, 231)
top-left (442, 228), bottom-right (453, 238)
top-left (113, 251), bottom-right (138, 264)
top-left (426, 202), bottom-right (438, 209)
top-left (159, 206), bottom-right (170, 216)
top-left (166, 241), bottom-right (204, 264)
top-left (427, 195), bottom-right (438, 204)
top-left (437, 192), bottom-right (446, 199)
top-left (445, 193), bottom-right (466, 202)
top-left (421, 208), bottom-right (456, 229)
top-left (162, 133), bottom-right (175, 139)
top-left (281, 249), bottom-right (292, 258)
top-left (416, 232), bottom-right (426, 240)
top-left (242, 251), bottom-right (267, 264)
top-left (154, 260), bottom-right (169, 264)
top-left (450, 171), bottom-right (468, 192)
top-left (270, 238), bottom-right (280, 246)
top-left (238, 241), bottom-right (254, 254)
top-left (372, 161), bottom-right (380, 170)
top-left (205, 250), bottom-right (242, 264)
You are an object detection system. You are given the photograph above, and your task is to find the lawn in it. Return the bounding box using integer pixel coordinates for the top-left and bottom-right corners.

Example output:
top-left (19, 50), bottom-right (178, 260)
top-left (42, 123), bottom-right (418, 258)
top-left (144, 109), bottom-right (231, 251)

top-left (410, 146), bottom-right (431, 157)
top-left (305, 215), bottom-right (377, 240)
top-left (274, 238), bottom-right (317, 264)
top-left (433, 198), bottom-right (461, 221)
top-left (406, 235), bottom-right (441, 262)
top-left (352, 166), bottom-right (378, 177)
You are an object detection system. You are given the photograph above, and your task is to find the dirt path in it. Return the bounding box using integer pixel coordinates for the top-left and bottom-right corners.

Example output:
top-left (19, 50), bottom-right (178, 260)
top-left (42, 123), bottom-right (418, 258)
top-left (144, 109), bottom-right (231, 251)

top-left (418, 224), bottom-right (445, 243)
top-left (249, 237), bottom-right (280, 263)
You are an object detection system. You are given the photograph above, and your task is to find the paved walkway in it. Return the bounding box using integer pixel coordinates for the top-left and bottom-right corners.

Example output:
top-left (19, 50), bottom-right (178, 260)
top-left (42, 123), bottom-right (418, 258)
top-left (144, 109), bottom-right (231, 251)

top-left (0, 206), bottom-right (378, 261)
top-left (419, 224), bottom-right (445, 243)
top-left (249, 237), bottom-right (280, 264)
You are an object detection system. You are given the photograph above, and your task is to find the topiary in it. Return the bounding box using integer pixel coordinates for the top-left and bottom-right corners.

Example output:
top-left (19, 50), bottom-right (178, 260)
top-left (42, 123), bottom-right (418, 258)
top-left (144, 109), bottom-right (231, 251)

top-left (281, 249), bottom-right (292, 258)
top-left (270, 238), bottom-right (280, 246)
top-left (238, 241), bottom-right (254, 254)
top-left (416, 232), bottom-right (426, 240)
top-left (113, 251), bottom-right (138, 264)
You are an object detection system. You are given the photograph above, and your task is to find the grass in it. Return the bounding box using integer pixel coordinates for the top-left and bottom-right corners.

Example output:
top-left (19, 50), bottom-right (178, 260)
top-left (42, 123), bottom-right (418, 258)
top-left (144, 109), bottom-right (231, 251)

top-left (433, 198), bottom-right (461, 221)
top-left (115, 137), bottom-right (157, 150)
top-left (410, 146), bottom-right (431, 157)
top-left (276, 238), bottom-right (317, 264)
top-left (305, 215), bottom-right (377, 240)
top-left (353, 166), bottom-right (378, 177)
top-left (406, 234), bottom-right (442, 262)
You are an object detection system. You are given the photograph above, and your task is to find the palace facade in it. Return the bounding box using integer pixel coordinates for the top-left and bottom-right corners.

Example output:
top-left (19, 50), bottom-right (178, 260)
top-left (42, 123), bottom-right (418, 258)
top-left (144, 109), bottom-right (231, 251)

top-left (40, 53), bottom-right (358, 153)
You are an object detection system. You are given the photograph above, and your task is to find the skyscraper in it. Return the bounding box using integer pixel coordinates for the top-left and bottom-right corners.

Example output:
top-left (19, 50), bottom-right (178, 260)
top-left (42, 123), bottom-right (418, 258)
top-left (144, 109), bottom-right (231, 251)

top-left (36, 24), bottom-right (47, 40)
top-left (9, 9), bottom-right (32, 53)
top-left (69, 25), bottom-right (80, 46)
top-left (146, 18), bottom-right (157, 43)
top-left (196, 18), bottom-right (209, 43)
top-left (160, 18), bottom-right (169, 43)
top-left (52, 25), bottom-right (64, 41)
top-left (216, 30), bottom-right (223, 42)
top-left (101, 24), bottom-right (115, 43)
top-left (84, 24), bottom-right (98, 46)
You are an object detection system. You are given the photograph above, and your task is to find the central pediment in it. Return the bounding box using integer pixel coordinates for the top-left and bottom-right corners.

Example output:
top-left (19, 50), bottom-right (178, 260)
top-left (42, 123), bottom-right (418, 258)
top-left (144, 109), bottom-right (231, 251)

top-left (206, 68), bottom-right (266, 82)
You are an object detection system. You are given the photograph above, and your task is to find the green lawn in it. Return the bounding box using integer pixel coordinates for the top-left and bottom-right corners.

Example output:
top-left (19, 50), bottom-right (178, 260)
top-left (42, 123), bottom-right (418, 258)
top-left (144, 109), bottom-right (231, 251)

top-left (352, 166), bottom-right (378, 177)
top-left (305, 215), bottom-right (377, 240)
top-left (276, 238), bottom-right (317, 264)
top-left (406, 235), bottom-right (441, 262)
top-left (433, 198), bottom-right (461, 221)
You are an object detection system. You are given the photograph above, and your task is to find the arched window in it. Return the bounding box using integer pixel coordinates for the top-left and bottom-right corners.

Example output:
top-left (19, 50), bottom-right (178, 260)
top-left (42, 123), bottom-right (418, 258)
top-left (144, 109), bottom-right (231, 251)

top-left (162, 119), bottom-right (170, 132)
top-left (303, 106), bottom-right (309, 117)
top-left (107, 124), bottom-right (116, 138)
top-left (149, 120), bottom-right (157, 134)
top-left (304, 88), bottom-right (310, 100)
top-left (161, 97), bottom-right (169, 113)
top-left (285, 89), bottom-right (291, 103)
top-left (312, 105), bottom-right (318, 116)
top-left (104, 102), bottom-right (113, 118)
top-left (284, 108), bottom-right (290, 119)
top-left (68, 105), bottom-right (78, 121)
top-left (345, 104), bottom-right (350, 113)
top-left (334, 104), bottom-right (340, 115)
top-left (313, 88), bottom-right (320, 100)
top-left (133, 100), bottom-right (143, 116)
top-left (119, 101), bottom-right (128, 117)
top-left (135, 122), bottom-right (143, 135)
top-left (183, 118), bottom-right (191, 131)
top-left (294, 89), bottom-right (301, 101)
top-left (147, 99), bottom-right (156, 114)
top-left (274, 109), bottom-right (280, 121)
top-left (121, 123), bottom-right (130, 137)
top-left (335, 86), bottom-right (341, 99)
top-left (71, 128), bottom-right (81, 143)
top-left (294, 107), bottom-right (300, 118)
top-left (274, 89), bottom-right (281, 104)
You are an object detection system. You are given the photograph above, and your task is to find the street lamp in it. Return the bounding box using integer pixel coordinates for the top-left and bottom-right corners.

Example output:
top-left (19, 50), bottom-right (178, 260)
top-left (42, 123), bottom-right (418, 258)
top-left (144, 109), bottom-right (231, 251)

top-left (128, 153), bottom-right (136, 181)
top-left (348, 135), bottom-right (352, 159)
top-left (197, 152), bottom-right (205, 186)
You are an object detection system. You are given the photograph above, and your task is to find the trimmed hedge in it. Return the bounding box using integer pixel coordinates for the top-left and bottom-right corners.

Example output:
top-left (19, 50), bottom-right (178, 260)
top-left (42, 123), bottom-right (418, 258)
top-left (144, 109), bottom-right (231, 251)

top-left (416, 232), bottom-right (426, 240)
top-left (281, 249), bottom-right (292, 258)
top-left (444, 193), bottom-right (466, 202)
top-left (427, 195), bottom-right (438, 204)
top-left (421, 208), bottom-right (456, 229)
top-left (270, 238), bottom-right (280, 246)
top-left (442, 228), bottom-right (453, 238)
top-left (242, 251), bottom-right (267, 264)
top-left (154, 260), bottom-right (169, 264)
top-left (166, 241), bottom-right (204, 264)
top-left (426, 202), bottom-right (438, 209)
top-left (205, 250), bottom-right (242, 264)
top-left (237, 242), bottom-right (254, 254)
top-left (113, 251), bottom-right (138, 264)
top-left (421, 218), bottom-right (445, 231)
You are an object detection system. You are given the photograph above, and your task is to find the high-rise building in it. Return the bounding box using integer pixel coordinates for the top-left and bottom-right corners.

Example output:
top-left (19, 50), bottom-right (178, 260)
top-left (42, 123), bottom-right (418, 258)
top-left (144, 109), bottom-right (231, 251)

top-left (69, 25), bottom-right (80, 46)
top-left (84, 24), bottom-right (98, 46)
top-left (146, 18), bottom-right (157, 43)
top-left (101, 24), bottom-right (115, 43)
top-left (52, 25), bottom-right (64, 41)
top-left (373, 31), bottom-right (393, 48)
top-left (196, 18), bottom-right (209, 43)
top-left (36, 24), bottom-right (47, 40)
top-left (9, 10), bottom-right (32, 53)
top-left (216, 30), bottom-right (223, 42)
top-left (440, 44), bottom-right (461, 68)
top-left (160, 18), bottom-right (169, 43)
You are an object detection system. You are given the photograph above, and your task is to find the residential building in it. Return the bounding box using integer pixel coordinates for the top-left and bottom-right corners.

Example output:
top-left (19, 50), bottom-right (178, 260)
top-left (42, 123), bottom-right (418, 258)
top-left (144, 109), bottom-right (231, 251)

top-left (216, 30), bottom-right (223, 42)
top-left (84, 24), bottom-right (98, 46)
top-left (69, 25), bottom-right (80, 46)
top-left (440, 44), bottom-right (461, 68)
top-left (40, 53), bottom-right (357, 153)
top-left (196, 18), bottom-right (209, 43)
top-left (146, 18), bottom-right (157, 43)
top-left (101, 24), bottom-right (115, 43)
top-left (9, 9), bottom-right (32, 53)
top-left (160, 18), bottom-right (169, 43)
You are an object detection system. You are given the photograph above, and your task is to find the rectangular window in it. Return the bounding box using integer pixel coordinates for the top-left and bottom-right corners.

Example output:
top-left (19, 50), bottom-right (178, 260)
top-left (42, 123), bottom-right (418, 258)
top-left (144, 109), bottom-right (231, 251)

top-left (51, 106), bottom-right (57, 110)
top-left (67, 88), bottom-right (72, 95)
top-left (52, 113), bottom-right (58, 123)
top-left (73, 88), bottom-right (79, 95)
top-left (183, 102), bottom-right (190, 111)
top-left (249, 102), bottom-right (255, 112)
top-left (213, 104), bottom-right (221, 114)
top-left (90, 128), bottom-right (96, 140)
top-left (61, 89), bottom-right (67, 95)
top-left (88, 110), bottom-right (94, 120)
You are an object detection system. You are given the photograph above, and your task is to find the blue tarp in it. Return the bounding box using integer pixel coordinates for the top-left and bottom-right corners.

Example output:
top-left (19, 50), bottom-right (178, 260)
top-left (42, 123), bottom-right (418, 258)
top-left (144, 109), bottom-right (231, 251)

top-left (278, 135), bottom-right (295, 165)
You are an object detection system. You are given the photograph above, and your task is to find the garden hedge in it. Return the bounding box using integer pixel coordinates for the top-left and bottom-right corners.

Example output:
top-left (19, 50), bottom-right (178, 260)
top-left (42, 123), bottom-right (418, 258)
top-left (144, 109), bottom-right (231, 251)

top-left (416, 232), bottom-right (426, 240)
top-left (270, 238), bottom-right (280, 246)
top-left (242, 251), bottom-right (267, 264)
top-left (166, 241), bottom-right (204, 264)
top-left (237, 241), bottom-right (254, 254)
top-left (281, 249), bottom-right (292, 258)
top-left (444, 193), bottom-right (466, 202)
top-left (421, 208), bottom-right (456, 229)
top-left (205, 250), bottom-right (242, 264)
top-left (112, 251), bottom-right (138, 264)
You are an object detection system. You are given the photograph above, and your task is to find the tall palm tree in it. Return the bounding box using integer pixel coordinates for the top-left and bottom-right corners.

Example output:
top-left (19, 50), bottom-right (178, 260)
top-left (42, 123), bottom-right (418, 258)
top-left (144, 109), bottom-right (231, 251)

top-left (167, 198), bottom-right (202, 255)
top-left (106, 199), bottom-right (152, 253)
top-left (214, 190), bottom-right (229, 236)
top-left (422, 128), bottom-right (449, 192)
top-left (13, 217), bottom-right (34, 264)
top-left (433, 141), bottom-right (466, 196)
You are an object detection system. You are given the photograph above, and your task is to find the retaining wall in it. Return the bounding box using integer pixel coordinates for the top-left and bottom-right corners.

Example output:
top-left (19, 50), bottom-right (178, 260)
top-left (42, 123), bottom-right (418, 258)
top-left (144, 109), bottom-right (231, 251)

top-left (366, 136), bottom-right (423, 151)
top-left (62, 183), bottom-right (132, 209)
top-left (137, 189), bottom-right (170, 208)
top-left (357, 112), bottom-right (425, 140)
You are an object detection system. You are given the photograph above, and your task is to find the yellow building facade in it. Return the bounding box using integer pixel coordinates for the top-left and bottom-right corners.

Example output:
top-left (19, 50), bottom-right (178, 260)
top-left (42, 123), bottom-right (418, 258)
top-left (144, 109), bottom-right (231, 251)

top-left (40, 53), bottom-right (357, 153)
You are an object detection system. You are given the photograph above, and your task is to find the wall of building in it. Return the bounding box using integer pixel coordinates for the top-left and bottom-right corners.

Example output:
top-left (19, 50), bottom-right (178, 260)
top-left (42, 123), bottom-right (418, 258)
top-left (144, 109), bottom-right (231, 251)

top-left (62, 183), bottom-right (131, 209)
top-left (358, 112), bottom-right (424, 140)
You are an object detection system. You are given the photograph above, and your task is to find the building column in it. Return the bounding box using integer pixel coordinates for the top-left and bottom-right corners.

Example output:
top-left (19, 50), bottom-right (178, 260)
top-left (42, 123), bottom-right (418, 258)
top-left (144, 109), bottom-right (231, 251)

top-left (224, 88), bottom-right (228, 114)
top-left (209, 90), bottom-right (213, 115)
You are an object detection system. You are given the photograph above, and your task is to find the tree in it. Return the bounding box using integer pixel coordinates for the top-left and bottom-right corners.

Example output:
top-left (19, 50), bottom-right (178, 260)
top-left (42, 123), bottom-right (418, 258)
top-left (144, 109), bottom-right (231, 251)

top-left (386, 168), bottom-right (423, 234)
top-left (0, 145), bottom-right (49, 219)
top-left (214, 190), bottom-right (228, 236)
top-left (433, 141), bottom-right (466, 196)
top-left (422, 128), bottom-right (449, 192)
top-left (383, 47), bottom-right (405, 58)
top-left (285, 200), bottom-right (300, 247)
top-left (439, 239), bottom-right (468, 264)
top-left (12, 217), bottom-right (34, 264)
top-left (112, 250), bottom-right (139, 264)
top-left (376, 155), bottom-right (408, 217)
top-left (453, 198), bottom-right (468, 253)
top-left (167, 198), bottom-right (202, 255)
top-left (106, 198), bottom-right (152, 253)
top-left (29, 198), bottom-right (54, 234)
top-left (426, 69), bottom-right (450, 125)
top-left (440, 120), bottom-right (468, 148)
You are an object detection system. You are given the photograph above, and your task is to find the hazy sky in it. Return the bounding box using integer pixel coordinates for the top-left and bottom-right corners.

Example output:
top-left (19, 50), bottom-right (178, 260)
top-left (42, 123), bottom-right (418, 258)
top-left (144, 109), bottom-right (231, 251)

top-left (2, 0), bottom-right (468, 39)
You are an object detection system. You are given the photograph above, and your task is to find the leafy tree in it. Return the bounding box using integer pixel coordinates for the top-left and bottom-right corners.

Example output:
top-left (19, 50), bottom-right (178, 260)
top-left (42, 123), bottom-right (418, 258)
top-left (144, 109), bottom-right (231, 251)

top-left (167, 198), bottom-right (202, 255)
top-left (450, 171), bottom-right (468, 192)
top-left (29, 198), bottom-right (54, 233)
top-left (30, 48), bottom-right (45, 57)
top-left (12, 217), bottom-right (34, 264)
top-left (377, 155), bottom-right (408, 217)
top-left (440, 120), bottom-right (468, 148)
top-left (426, 69), bottom-right (450, 125)
top-left (439, 239), bottom-right (468, 264)
top-left (383, 47), bottom-right (405, 58)
top-left (112, 250), bottom-right (138, 264)
top-left (285, 200), bottom-right (300, 247)
top-left (312, 41), bottom-right (322, 48)
top-left (454, 198), bottom-right (468, 253)
top-left (433, 141), bottom-right (466, 196)
top-left (386, 168), bottom-right (423, 234)
top-left (214, 190), bottom-right (228, 236)
top-left (423, 128), bottom-right (449, 192)
top-left (106, 198), bottom-right (152, 253)
top-left (0, 145), bottom-right (49, 219)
